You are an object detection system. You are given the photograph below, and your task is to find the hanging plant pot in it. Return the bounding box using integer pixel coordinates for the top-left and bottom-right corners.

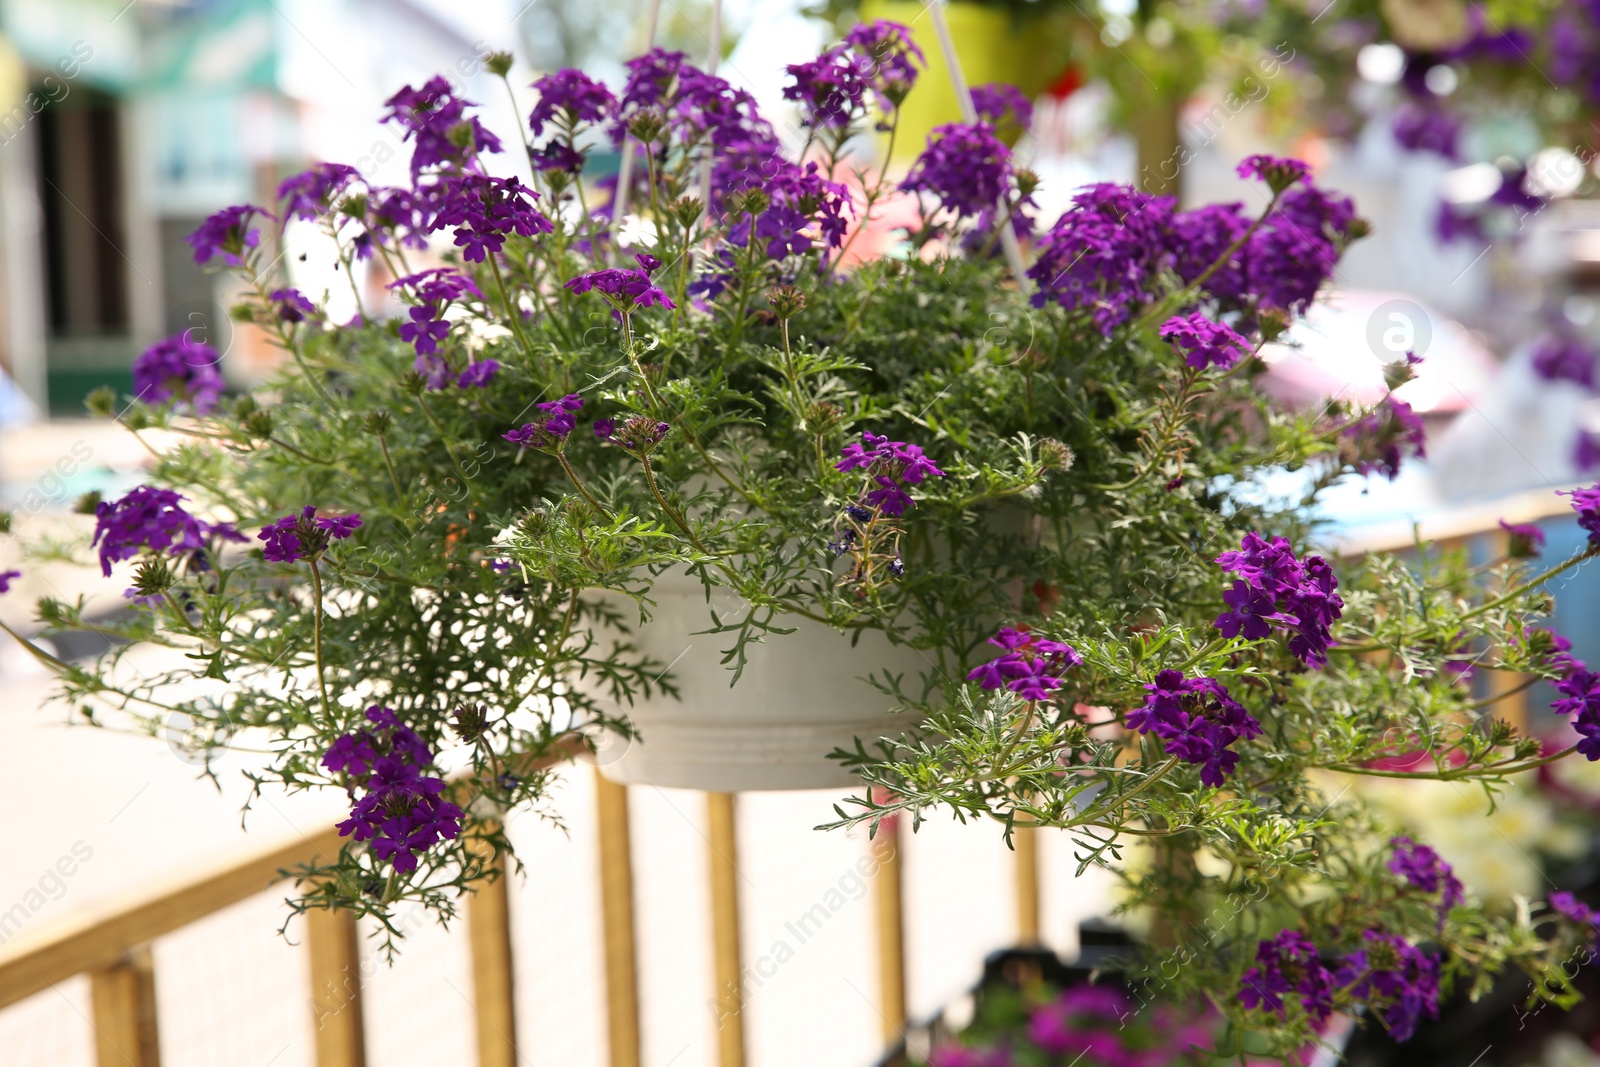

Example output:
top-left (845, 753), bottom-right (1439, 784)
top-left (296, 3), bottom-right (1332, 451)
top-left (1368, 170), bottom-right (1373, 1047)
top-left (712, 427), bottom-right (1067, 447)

top-left (585, 571), bottom-right (930, 792)
top-left (858, 0), bottom-right (1073, 159)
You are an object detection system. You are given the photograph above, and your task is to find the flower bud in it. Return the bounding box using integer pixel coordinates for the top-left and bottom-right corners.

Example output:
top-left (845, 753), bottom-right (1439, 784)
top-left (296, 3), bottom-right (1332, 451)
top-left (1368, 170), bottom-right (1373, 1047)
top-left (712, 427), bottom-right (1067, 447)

top-left (1015, 168), bottom-right (1041, 199)
top-left (485, 51), bottom-right (514, 77)
top-left (671, 196), bottom-right (705, 229)
top-left (450, 702), bottom-right (491, 742)
top-left (1382, 352), bottom-right (1421, 392)
top-left (627, 109), bottom-right (666, 143)
top-left (363, 410), bottom-right (393, 436)
top-left (1038, 438), bottom-right (1074, 472)
top-left (243, 409), bottom-right (275, 440)
top-left (73, 490), bottom-right (102, 516)
top-left (767, 285), bottom-right (807, 319)
top-left (85, 386), bottom-right (117, 419)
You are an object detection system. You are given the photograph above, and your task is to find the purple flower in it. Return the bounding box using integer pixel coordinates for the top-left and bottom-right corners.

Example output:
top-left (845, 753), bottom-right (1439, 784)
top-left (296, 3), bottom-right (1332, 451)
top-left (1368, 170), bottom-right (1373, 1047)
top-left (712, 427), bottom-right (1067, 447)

top-left (1125, 669), bottom-right (1261, 787)
top-left (328, 706), bottom-right (462, 874)
top-left (965, 626), bottom-right (1082, 702)
top-left (835, 433), bottom-right (945, 519)
top-left (565, 254), bottom-right (676, 317)
top-left (724, 158), bottom-right (852, 258)
top-left (970, 83), bottom-right (1032, 129)
top-left (1335, 931), bottom-right (1440, 1043)
top-left (1342, 398), bottom-right (1426, 481)
top-left (1578, 431), bottom-right (1600, 473)
top-left (528, 69), bottom-right (616, 136)
top-left (186, 205), bottom-right (267, 266)
top-left (388, 269), bottom-right (480, 360)
top-left (1027, 184), bottom-right (1175, 334)
top-left (1236, 153), bottom-right (1311, 193)
top-left (1239, 930), bottom-right (1335, 1022)
top-left (1213, 533), bottom-right (1344, 668)
top-left (431, 174), bottom-right (553, 262)
top-left (1549, 891), bottom-right (1600, 927)
top-left (1560, 483), bottom-right (1600, 547)
top-left (843, 21), bottom-right (923, 109)
top-left (1158, 312), bottom-right (1252, 370)
top-left (1499, 519), bottom-right (1545, 559)
top-left (277, 163), bottom-right (360, 221)
top-left (258, 505), bottom-right (361, 564)
top-left (0, 569), bottom-right (20, 593)
top-left (593, 417), bottom-right (616, 439)
top-left (382, 75), bottom-right (503, 178)
top-left (505, 394), bottom-right (584, 449)
top-left (132, 334), bottom-right (227, 413)
top-left (1238, 184), bottom-right (1359, 314)
top-left (269, 288), bottom-right (318, 324)
top-left (784, 47), bottom-right (870, 129)
top-left (1531, 333), bottom-right (1598, 389)
top-left (1389, 836), bottom-right (1465, 919)
top-left (456, 359), bottom-right (499, 390)
top-left (1392, 105), bottom-right (1461, 160)
top-left (92, 486), bottom-right (243, 577)
top-left (901, 121), bottom-right (1015, 221)
top-left (1553, 668), bottom-right (1600, 760)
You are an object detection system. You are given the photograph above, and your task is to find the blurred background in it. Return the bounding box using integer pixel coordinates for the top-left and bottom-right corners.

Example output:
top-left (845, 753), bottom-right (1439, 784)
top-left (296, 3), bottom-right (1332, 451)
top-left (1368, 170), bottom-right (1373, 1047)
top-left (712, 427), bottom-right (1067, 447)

top-left (5, 0), bottom-right (1600, 1065)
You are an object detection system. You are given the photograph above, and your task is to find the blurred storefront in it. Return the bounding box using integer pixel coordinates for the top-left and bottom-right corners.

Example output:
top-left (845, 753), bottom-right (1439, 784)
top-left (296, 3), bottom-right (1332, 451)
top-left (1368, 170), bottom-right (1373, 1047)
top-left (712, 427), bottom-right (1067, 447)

top-left (0, 0), bottom-right (494, 417)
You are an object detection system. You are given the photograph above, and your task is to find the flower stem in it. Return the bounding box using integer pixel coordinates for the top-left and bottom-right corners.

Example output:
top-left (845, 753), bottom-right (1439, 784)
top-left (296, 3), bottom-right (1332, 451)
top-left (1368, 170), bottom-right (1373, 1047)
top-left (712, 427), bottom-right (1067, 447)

top-left (556, 451), bottom-right (607, 513)
top-left (308, 558), bottom-right (333, 722)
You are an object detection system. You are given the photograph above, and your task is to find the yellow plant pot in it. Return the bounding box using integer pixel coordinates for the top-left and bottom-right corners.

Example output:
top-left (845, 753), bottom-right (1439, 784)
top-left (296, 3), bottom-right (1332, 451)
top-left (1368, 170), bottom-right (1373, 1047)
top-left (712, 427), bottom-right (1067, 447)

top-left (859, 0), bottom-right (1072, 162)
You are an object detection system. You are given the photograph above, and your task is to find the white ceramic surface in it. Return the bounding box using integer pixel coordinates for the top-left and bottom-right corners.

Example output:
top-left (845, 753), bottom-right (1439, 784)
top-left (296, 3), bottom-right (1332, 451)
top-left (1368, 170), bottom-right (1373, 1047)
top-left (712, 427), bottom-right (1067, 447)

top-left (586, 574), bottom-right (932, 791)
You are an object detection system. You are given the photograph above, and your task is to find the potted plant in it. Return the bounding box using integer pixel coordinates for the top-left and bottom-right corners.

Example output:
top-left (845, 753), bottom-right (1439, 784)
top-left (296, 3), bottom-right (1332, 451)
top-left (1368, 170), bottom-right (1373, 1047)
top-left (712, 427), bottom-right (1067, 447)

top-left (8, 21), bottom-right (1600, 1052)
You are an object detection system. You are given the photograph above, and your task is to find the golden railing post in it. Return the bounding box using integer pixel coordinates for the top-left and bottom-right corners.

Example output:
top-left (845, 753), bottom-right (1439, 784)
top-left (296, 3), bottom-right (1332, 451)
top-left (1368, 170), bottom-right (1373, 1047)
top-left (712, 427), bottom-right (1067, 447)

top-left (306, 907), bottom-right (367, 1067)
top-left (595, 769), bottom-right (641, 1067)
top-left (89, 944), bottom-right (159, 1067)
top-left (706, 792), bottom-right (746, 1067)
top-left (1014, 823), bottom-right (1040, 945)
top-left (872, 805), bottom-right (906, 1043)
top-left (467, 832), bottom-right (518, 1067)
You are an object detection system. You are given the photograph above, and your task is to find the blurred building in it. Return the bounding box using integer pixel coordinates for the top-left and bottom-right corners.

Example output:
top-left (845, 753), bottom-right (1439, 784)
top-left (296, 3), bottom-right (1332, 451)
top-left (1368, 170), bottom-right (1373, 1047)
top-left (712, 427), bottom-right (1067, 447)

top-left (0, 0), bottom-right (501, 417)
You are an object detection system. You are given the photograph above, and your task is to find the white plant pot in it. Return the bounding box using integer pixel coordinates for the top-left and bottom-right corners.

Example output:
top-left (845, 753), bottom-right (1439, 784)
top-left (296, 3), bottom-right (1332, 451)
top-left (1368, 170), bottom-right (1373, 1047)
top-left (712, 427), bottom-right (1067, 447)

top-left (584, 573), bottom-right (931, 792)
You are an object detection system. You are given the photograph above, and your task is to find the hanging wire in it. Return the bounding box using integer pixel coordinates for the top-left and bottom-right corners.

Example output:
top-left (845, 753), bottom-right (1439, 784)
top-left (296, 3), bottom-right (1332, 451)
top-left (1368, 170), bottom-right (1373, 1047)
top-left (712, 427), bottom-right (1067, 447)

top-left (925, 0), bottom-right (1030, 288)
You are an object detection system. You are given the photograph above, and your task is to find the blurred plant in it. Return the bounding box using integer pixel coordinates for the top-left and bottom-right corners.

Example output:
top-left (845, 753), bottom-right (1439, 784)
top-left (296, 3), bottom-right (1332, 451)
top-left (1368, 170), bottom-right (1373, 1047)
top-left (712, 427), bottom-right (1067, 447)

top-left (0, 25), bottom-right (1598, 1056)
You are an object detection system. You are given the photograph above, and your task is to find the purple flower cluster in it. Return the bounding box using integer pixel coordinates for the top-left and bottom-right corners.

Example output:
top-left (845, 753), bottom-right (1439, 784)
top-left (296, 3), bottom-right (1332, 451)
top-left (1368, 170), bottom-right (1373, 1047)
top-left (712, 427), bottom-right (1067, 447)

top-left (326, 706), bottom-right (463, 874)
top-left (1392, 104), bottom-right (1462, 160)
top-left (258, 505), bottom-right (362, 564)
top-left (0, 569), bottom-right (19, 593)
top-left (971, 83), bottom-right (1032, 130)
top-left (1561, 482), bottom-right (1600, 547)
top-left (1342, 397), bottom-right (1427, 481)
top-left (528, 68), bottom-right (615, 137)
top-left (1240, 929), bottom-right (1441, 1041)
top-left (835, 432), bottom-right (946, 517)
top-left (433, 174), bottom-right (552, 261)
top-left (1531, 333), bottom-right (1598, 389)
top-left (456, 359), bottom-right (499, 390)
top-left (1553, 665), bottom-right (1600, 760)
top-left (92, 486), bottom-right (243, 577)
top-left (1027, 184), bottom-right (1173, 334)
top-left (565, 254), bottom-right (675, 318)
top-left (1125, 670), bottom-right (1262, 787)
top-left (725, 159), bottom-right (852, 259)
top-left (528, 69), bottom-right (615, 173)
top-left (1030, 165), bottom-right (1354, 331)
top-left (389, 269), bottom-right (480, 369)
top-left (842, 20), bottom-right (923, 111)
top-left (277, 163), bottom-right (360, 221)
top-left (132, 334), bottom-right (227, 413)
top-left (188, 204), bottom-right (267, 267)
top-left (783, 22), bottom-right (923, 130)
top-left (504, 394), bottom-right (584, 449)
top-left (1158, 312), bottom-right (1251, 371)
top-left (1213, 533), bottom-right (1344, 668)
top-left (382, 76), bottom-right (502, 178)
top-left (1340, 931), bottom-right (1443, 1042)
top-left (1549, 891), bottom-right (1600, 927)
top-left (965, 627), bottom-right (1083, 702)
top-left (1389, 836), bottom-right (1465, 920)
top-left (269, 288), bottom-right (317, 324)
top-left (1499, 519), bottom-right (1545, 558)
top-left (1236, 153), bottom-right (1311, 193)
top-left (901, 121), bottom-right (1016, 221)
